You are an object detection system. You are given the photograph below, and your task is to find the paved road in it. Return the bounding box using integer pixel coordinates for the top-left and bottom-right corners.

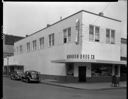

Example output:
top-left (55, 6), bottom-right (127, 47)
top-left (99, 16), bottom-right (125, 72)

top-left (3, 77), bottom-right (126, 99)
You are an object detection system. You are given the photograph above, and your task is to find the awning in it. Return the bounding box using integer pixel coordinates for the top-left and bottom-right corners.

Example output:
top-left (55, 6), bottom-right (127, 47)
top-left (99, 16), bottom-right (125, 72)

top-left (51, 59), bottom-right (127, 65)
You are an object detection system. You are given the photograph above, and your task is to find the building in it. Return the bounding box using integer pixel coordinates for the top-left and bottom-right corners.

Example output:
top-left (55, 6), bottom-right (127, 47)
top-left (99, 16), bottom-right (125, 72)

top-left (3, 34), bottom-right (24, 58)
top-left (120, 38), bottom-right (127, 81)
top-left (3, 34), bottom-right (24, 75)
top-left (13, 10), bottom-right (126, 82)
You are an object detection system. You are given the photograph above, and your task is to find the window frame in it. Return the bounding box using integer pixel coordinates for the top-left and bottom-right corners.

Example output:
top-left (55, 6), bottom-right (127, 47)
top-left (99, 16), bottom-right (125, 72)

top-left (32, 40), bottom-right (37, 50)
top-left (39, 37), bottom-right (44, 49)
top-left (27, 42), bottom-right (30, 52)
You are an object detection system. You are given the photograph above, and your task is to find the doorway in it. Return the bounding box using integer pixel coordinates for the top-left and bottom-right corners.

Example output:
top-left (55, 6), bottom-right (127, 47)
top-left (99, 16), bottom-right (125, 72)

top-left (79, 66), bottom-right (86, 82)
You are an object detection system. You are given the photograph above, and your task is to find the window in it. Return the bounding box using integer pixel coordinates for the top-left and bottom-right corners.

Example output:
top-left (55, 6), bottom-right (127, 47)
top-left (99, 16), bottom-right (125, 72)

top-left (68, 27), bottom-right (71, 42)
top-left (39, 37), bottom-right (44, 49)
top-left (91, 64), bottom-right (112, 77)
top-left (106, 29), bottom-right (115, 44)
top-left (63, 27), bottom-right (71, 43)
top-left (111, 30), bottom-right (115, 44)
top-left (49, 33), bottom-right (54, 47)
top-left (20, 45), bottom-right (23, 53)
top-left (16, 47), bottom-right (19, 54)
top-left (89, 25), bottom-right (100, 42)
top-left (95, 26), bottom-right (100, 42)
top-left (63, 29), bottom-right (67, 43)
top-left (66, 63), bottom-right (74, 76)
top-left (106, 29), bottom-right (110, 43)
top-left (32, 40), bottom-right (37, 50)
top-left (89, 25), bottom-right (94, 41)
top-left (27, 42), bottom-right (30, 52)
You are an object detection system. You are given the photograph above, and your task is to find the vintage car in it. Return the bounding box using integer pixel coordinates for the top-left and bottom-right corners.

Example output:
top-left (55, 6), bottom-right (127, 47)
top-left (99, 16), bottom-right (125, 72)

top-left (21, 70), bottom-right (40, 83)
top-left (10, 70), bottom-right (24, 80)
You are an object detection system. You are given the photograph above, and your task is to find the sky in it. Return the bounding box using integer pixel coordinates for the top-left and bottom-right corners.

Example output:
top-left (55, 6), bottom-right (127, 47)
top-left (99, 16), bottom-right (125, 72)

top-left (3, 1), bottom-right (127, 38)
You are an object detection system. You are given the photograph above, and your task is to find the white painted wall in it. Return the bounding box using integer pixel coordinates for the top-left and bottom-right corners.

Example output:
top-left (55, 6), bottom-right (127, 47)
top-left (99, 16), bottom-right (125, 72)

top-left (14, 12), bottom-right (83, 76)
top-left (13, 11), bottom-right (122, 77)
top-left (81, 12), bottom-right (121, 61)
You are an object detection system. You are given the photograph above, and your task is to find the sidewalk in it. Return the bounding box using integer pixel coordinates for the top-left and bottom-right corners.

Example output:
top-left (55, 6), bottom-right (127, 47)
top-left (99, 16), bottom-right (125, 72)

top-left (41, 79), bottom-right (127, 90)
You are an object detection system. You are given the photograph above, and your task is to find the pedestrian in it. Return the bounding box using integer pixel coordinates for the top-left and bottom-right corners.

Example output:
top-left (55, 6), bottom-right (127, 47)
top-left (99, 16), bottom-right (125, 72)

top-left (116, 75), bottom-right (120, 87)
top-left (112, 75), bottom-right (117, 87)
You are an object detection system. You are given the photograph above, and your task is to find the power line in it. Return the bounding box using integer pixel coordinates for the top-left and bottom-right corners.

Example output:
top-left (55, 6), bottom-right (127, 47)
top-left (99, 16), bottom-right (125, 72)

top-left (92, 2), bottom-right (111, 25)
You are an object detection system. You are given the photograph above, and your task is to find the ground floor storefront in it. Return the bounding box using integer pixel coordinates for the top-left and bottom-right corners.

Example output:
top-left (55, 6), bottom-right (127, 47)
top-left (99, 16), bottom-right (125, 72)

top-left (40, 61), bottom-right (127, 83)
top-left (3, 65), bottom-right (24, 75)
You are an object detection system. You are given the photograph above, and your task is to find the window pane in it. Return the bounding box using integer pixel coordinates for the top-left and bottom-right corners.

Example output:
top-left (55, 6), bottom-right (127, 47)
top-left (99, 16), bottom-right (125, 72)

top-left (95, 26), bottom-right (100, 42)
top-left (33, 40), bottom-right (36, 50)
top-left (68, 28), bottom-right (71, 42)
top-left (27, 42), bottom-right (30, 52)
top-left (106, 29), bottom-right (110, 43)
top-left (111, 30), bottom-right (115, 44)
top-left (89, 25), bottom-right (94, 41)
top-left (52, 34), bottom-right (54, 46)
top-left (20, 45), bottom-right (22, 53)
top-left (40, 37), bottom-right (44, 49)
top-left (63, 29), bottom-right (67, 43)
top-left (49, 35), bottom-right (51, 46)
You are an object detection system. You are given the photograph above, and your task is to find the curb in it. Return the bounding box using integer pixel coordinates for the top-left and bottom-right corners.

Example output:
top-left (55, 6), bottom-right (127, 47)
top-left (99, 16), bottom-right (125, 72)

top-left (41, 81), bottom-right (126, 91)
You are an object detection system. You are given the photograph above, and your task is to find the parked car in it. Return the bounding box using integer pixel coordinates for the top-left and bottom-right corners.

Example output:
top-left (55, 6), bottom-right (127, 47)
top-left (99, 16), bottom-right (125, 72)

top-left (10, 70), bottom-right (24, 80)
top-left (21, 70), bottom-right (40, 83)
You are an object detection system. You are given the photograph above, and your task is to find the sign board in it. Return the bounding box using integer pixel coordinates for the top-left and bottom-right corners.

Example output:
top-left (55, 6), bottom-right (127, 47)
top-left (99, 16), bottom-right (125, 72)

top-left (67, 54), bottom-right (95, 60)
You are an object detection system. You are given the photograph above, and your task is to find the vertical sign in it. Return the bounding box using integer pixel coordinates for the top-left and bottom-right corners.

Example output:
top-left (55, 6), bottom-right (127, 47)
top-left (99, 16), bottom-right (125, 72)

top-left (75, 19), bottom-right (80, 44)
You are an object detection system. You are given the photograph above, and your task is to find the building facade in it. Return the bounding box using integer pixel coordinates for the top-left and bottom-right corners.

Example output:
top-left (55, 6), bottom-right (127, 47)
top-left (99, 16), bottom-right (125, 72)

top-left (13, 10), bottom-right (126, 82)
top-left (3, 34), bottom-right (24, 58)
top-left (3, 34), bottom-right (24, 75)
top-left (120, 38), bottom-right (127, 81)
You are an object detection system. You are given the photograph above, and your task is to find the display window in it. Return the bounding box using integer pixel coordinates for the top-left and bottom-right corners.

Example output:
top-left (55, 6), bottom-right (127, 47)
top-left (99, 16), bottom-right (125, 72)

top-left (91, 64), bottom-right (112, 77)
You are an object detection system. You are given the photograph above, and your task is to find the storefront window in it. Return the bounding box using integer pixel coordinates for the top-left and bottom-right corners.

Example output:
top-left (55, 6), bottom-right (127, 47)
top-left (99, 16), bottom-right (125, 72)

top-left (91, 64), bottom-right (112, 77)
top-left (66, 63), bottom-right (74, 76)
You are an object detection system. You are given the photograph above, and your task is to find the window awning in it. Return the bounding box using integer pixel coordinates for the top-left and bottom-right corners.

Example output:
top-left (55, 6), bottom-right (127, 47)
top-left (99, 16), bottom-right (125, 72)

top-left (51, 59), bottom-right (127, 65)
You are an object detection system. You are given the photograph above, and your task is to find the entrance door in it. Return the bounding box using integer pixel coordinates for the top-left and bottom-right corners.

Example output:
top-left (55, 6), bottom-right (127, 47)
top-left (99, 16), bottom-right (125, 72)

top-left (79, 67), bottom-right (86, 82)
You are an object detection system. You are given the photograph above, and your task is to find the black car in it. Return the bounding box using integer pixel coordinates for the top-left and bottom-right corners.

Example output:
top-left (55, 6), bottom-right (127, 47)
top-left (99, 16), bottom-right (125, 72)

top-left (21, 70), bottom-right (40, 83)
top-left (10, 70), bottom-right (24, 80)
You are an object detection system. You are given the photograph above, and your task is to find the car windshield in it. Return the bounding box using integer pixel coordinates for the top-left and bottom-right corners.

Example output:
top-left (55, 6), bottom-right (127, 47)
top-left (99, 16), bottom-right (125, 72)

top-left (17, 71), bottom-right (23, 74)
top-left (30, 71), bottom-right (38, 75)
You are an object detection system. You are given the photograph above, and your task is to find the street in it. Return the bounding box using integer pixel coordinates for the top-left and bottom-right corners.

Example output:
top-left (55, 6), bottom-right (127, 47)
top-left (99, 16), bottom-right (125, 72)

top-left (3, 77), bottom-right (126, 99)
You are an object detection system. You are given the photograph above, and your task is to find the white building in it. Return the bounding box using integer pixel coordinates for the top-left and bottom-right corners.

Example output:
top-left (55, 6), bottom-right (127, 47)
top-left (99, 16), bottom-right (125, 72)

top-left (13, 10), bottom-right (126, 82)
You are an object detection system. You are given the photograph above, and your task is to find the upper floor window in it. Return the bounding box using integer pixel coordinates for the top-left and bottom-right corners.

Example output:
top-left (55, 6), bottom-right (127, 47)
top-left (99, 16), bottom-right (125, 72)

top-left (49, 33), bottom-right (54, 47)
top-left (39, 37), bottom-right (44, 49)
top-left (106, 29), bottom-right (115, 44)
top-left (63, 27), bottom-right (71, 43)
top-left (27, 42), bottom-right (30, 52)
top-left (89, 25), bottom-right (100, 42)
top-left (89, 25), bottom-right (94, 41)
top-left (16, 47), bottom-right (19, 54)
top-left (95, 26), bottom-right (100, 42)
top-left (106, 29), bottom-right (110, 43)
top-left (32, 40), bottom-right (37, 50)
top-left (19, 45), bottom-right (23, 53)
top-left (111, 30), bottom-right (115, 44)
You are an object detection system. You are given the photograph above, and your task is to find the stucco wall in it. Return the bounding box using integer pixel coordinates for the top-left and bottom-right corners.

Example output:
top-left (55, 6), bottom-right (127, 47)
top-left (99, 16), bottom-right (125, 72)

top-left (81, 12), bottom-right (121, 61)
top-left (14, 12), bottom-right (83, 75)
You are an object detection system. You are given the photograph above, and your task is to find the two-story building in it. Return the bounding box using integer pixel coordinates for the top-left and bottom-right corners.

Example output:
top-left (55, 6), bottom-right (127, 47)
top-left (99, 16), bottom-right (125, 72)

top-left (13, 10), bottom-right (126, 82)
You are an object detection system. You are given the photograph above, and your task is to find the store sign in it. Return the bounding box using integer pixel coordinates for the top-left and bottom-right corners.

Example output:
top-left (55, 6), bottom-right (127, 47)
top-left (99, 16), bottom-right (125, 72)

top-left (67, 54), bottom-right (95, 60)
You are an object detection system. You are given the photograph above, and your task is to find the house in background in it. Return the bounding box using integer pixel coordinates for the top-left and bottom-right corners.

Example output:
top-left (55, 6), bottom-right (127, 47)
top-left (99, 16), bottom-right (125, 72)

top-left (120, 38), bottom-right (127, 81)
top-left (3, 34), bottom-right (24, 75)
top-left (11, 10), bottom-right (127, 82)
top-left (3, 34), bottom-right (24, 58)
